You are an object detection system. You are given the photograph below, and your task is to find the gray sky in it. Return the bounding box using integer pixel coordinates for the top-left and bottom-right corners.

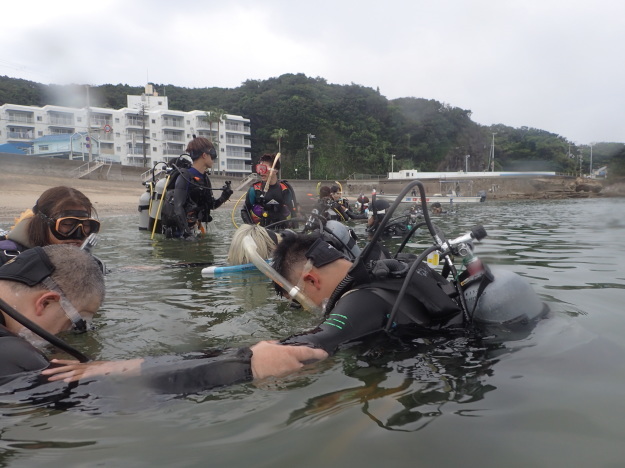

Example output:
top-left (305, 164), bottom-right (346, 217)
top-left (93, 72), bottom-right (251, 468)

top-left (1, 0), bottom-right (622, 144)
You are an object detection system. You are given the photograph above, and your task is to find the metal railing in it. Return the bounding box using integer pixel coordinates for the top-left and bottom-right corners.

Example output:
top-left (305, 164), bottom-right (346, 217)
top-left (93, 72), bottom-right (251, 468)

top-left (69, 158), bottom-right (112, 179)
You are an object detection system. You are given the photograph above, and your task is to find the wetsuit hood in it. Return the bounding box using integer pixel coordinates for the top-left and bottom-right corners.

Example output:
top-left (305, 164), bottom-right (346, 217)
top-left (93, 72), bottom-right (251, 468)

top-left (7, 213), bottom-right (34, 248)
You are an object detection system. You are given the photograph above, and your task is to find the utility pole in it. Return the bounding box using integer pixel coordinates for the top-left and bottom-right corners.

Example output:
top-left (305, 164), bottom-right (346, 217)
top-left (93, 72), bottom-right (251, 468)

top-left (86, 85), bottom-right (93, 162)
top-left (307, 133), bottom-right (315, 180)
top-left (490, 133), bottom-right (496, 171)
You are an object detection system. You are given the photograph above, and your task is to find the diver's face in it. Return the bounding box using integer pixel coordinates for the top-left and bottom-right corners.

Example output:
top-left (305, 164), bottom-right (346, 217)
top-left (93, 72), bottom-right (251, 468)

top-left (47, 204), bottom-right (98, 247)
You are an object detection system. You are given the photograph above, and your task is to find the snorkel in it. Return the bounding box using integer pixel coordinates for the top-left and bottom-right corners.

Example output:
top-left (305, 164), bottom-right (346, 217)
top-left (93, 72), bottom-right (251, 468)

top-left (241, 235), bottom-right (321, 314)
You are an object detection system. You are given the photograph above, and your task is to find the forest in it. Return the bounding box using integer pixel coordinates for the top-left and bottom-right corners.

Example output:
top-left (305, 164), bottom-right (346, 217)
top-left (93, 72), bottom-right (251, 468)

top-left (1, 74), bottom-right (623, 178)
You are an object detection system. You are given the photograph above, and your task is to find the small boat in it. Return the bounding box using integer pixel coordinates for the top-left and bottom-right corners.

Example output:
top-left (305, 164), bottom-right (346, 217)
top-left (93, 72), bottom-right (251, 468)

top-left (378, 180), bottom-right (486, 204)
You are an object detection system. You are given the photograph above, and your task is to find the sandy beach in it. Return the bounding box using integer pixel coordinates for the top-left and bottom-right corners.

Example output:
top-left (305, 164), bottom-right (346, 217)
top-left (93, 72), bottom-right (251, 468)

top-left (0, 172), bottom-right (143, 225)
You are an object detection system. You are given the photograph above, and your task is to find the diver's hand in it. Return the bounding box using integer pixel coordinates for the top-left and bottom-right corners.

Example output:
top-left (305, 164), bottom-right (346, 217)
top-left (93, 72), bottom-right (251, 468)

top-left (250, 341), bottom-right (328, 379)
top-left (41, 358), bottom-right (145, 383)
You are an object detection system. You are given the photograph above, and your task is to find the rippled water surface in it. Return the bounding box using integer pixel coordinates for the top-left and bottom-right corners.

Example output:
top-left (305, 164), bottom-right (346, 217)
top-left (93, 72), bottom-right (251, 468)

top-left (1, 198), bottom-right (624, 467)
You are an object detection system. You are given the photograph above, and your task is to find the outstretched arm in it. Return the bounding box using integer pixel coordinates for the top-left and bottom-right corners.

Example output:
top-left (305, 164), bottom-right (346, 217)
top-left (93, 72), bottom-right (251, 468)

top-left (42, 341), bottom-right (328, 386)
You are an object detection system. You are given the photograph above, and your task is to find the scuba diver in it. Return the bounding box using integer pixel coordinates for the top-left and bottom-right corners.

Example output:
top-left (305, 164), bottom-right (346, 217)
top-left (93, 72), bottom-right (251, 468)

top-left (241, 153), bottom-right (298, 229)
top-left (430, 202), bottom-right (444, 214)
top-left (0, 186), bottom-right (102, 267)
top-left (313, 186), bottom-right (366, 223)
top-left (354, 194), bottom-right (370, 215)
top-left (160, 136), bottom-right (233, 239)
top-left (366, 199), bottom-right (420, 238)
top-left (0, 245), bottom-right (105, 382)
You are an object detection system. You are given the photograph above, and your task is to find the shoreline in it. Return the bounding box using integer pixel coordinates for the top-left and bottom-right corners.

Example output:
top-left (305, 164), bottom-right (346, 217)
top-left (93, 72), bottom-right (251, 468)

top-left (0, 172), bottom-right (143, 225)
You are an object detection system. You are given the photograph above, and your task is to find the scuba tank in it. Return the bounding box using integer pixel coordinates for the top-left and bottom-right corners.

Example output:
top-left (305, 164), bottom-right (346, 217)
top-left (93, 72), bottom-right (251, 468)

top-left (138, 183), bottom-right (151, 231)
top-left (463, 266), bottom-right (548, 326)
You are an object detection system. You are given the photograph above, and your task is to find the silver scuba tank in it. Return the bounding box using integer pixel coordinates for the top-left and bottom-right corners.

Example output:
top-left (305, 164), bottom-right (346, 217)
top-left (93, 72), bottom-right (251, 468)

top-left (138, 185), bottom-right (151, 231)
top-left (463, 266), bottom-right (548, 326)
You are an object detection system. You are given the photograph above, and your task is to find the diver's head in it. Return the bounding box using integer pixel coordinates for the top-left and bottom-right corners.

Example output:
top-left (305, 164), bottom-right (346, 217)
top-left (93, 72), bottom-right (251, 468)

top-left (186, 136), bottom-right (216, 171)
top-left (367, 199), bottom-right (390, 229)
top-left (271, 234), bottom-right (352, 306)
top-left (29, 186), bottom-right (99, 248)
top-left (330, 185), bottom-right (341, 200)
top-left (228, 224), bottom-right (278, 265)
top-left (431, 202), bottom-right (443, 214)
top-left (319, 186), bottom-right (332, 199)
top-left (0, 245), bottom-right (105, 338)
top-left (257, 153), bottom-right (279, 184)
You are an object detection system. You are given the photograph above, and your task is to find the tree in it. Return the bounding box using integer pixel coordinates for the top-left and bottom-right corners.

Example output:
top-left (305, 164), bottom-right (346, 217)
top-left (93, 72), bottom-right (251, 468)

top-left (206, 107), bottom-right (226, 175)
top-left (271, 128), bottom-right (288, 178)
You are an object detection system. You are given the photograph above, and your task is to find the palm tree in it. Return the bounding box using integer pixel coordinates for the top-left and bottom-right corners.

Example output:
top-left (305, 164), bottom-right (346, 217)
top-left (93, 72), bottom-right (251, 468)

top-left (271, 128), bottom-right (288, 178)
top-left (206, 108), bottom-right (226, 174)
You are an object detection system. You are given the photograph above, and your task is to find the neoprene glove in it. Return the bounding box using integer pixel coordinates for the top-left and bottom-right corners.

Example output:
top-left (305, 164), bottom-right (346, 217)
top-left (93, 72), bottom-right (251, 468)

top-left (220, 187), bottom-right (233, 201)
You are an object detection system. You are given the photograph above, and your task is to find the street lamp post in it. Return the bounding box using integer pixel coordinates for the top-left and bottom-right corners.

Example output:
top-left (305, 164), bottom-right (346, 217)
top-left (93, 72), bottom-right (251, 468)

top-left (465, 154), bottom-right (470, 173)
top-left (307, 133), bottom-right (315, 180)
top-left (589, 143), bottom-right (594, 177)
top-left (391, 154), bottom-right (395, 173)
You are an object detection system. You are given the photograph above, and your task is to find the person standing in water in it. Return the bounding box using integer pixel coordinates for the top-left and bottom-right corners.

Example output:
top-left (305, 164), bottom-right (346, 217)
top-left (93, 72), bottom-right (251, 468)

top-left (161, 136), bottom-right (233, 238)
top-left (242, 153), bottom-right (298, 229)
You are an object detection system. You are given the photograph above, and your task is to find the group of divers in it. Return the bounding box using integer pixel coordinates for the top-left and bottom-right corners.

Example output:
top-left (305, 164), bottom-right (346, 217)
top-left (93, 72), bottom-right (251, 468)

top-left (0, 136), bottom-right (549, 396)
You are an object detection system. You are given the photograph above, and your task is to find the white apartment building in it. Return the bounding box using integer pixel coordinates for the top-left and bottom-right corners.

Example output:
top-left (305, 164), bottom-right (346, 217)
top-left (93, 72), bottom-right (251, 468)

top-left (0, 84), bottom-right (252, 176)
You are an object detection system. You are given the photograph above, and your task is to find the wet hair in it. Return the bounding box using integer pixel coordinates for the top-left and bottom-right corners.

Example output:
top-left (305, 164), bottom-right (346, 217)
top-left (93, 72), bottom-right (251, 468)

top-left (186, 136), bottom-right (215, 160)
top-left (29, 186), bottom-right (96, 247)
top-left (330, 185), bottom-right (340, 193)
top-left (259, 153), bottom-right (280, 170)
top-left (271, 233), bottom-right (320, 296)
top-left (228, 224), bottom-right (277, 265)
top-left (319, 186), bottom-right (331, 198)
top-left (6, 244), bottom-right (105, 310)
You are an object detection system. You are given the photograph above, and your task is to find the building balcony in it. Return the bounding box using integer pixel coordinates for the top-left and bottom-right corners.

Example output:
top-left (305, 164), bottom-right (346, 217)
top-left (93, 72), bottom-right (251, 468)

top-left (162, 119), bottom-right (184, 128)
top-left (7, 131), bottom-right (34, 140)
top-left (48, 117), bottom-right (74, 126)
top-left (163, 147), bottom-right (184, 155)
top-left (162, 133), bottom-right (184, 142)
top-left (126, 118), bottom-right (146, 127)
top-left (128, 147), bottom-right (151, 155)
top-left (8, 115), bottom-right (34, 124)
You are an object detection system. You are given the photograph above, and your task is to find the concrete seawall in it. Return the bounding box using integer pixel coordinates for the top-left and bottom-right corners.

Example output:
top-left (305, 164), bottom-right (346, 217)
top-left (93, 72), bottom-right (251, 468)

top-left (1, 153), bottom-right (619, 204)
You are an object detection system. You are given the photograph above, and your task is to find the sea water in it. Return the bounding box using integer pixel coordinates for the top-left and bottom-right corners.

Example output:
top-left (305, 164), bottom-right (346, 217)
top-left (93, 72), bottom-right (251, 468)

top-left (1, 198), bottom-right (624, 467)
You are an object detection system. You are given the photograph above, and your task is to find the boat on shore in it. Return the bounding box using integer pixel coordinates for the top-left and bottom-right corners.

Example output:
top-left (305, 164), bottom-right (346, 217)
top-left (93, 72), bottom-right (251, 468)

top-left (377, 180), bottom-right (486, 204)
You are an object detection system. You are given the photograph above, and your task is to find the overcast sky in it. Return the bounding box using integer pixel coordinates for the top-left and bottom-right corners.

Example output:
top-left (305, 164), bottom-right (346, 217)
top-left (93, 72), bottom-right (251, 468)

top-left (1, 0), bottom-right (622, 144)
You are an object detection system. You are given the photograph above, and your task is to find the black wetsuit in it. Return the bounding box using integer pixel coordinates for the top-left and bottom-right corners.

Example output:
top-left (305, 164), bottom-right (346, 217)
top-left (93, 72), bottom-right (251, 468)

top-left (161, 167), bottom-right (227, 238)
top-left (0, 315), bottom-right (49, 383)
top-left (138, 348), bottom-right (253, 394)
top-left (282, 261), bottom-right (463, 354)
top-left (244, 181), bottom-right (295, 227)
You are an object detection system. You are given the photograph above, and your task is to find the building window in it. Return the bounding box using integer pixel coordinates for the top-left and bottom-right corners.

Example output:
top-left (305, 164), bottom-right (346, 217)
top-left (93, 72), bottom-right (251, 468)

top-left (152, 119), bottom-right (156, 124)
top-left (115, 118), bottom-right (120, 123)
top-left (77, 117), bottom-right (82, 122)
top-left (39, 145), bottom-right (49, 151)
top-left (116, 146), bottom-right (121, 152)
top-left (38, 131), bottom-right (43, 136)
top-left (37, 116), bottom-right (42, 121)
top-left (153, 147), bottom-right (157, 152)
